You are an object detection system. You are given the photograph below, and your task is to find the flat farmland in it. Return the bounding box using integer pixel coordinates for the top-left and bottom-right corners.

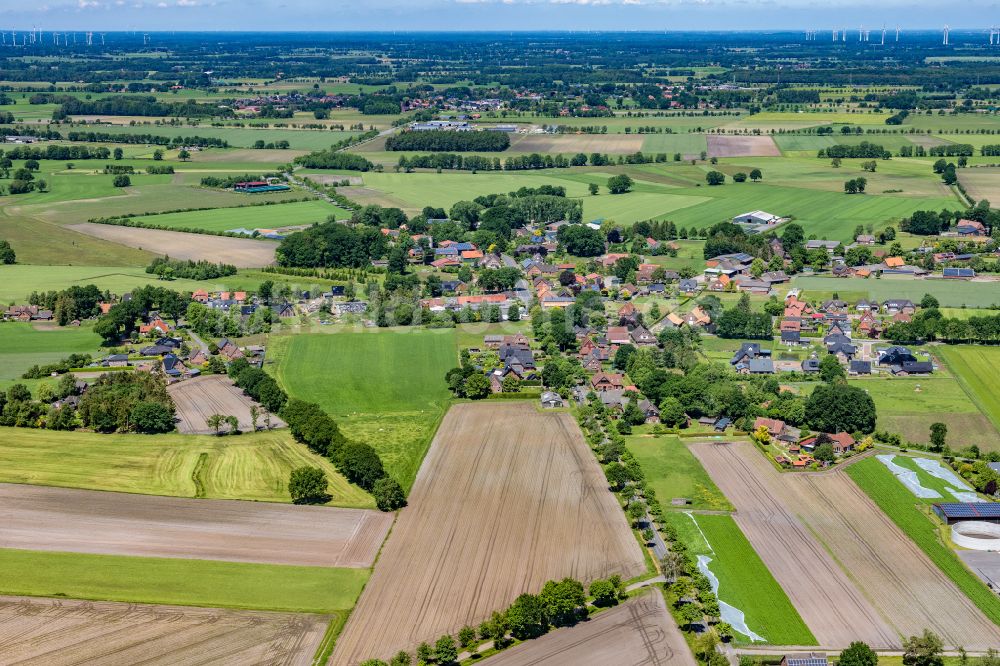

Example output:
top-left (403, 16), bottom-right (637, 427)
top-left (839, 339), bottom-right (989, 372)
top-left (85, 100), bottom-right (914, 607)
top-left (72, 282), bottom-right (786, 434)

top-left (0, 483), bottom-right (392, 568)
top-left (78, 123), bottom-right (357, 150)
top-left (481, 590), bottom-right (695, 666)
top-left (706, 135), bottom-right (781, 157)
top-left (936, 345), bottom-right (1000, 434)
top-left (168, 375), bottom-right (287, 434)
top-left (0, 596), bottom-right (330, 666)
top-left (0, 427), bottom-right (373, 507)
top-left (959, 168), bottom-right (1000, 203)
top-left (690, 441), bottom-right (897, 648)
top-left (0, 322), bottom-right (103, 382)
top-left (640, 133), bottom-right (709, 156)
top-left (694, 442), bottom-right (1000, 650)
top-left (0, 265), bottom-right (230, 303)
top-left (67, 223), bottom-right (279, 267)
top-left (791, 276), bottom-right (1000, 308)
top-left (507, 132), bottom-right (644, 154)
top-left (331, 402), bottom-right (647, 665)
top-left (125, 199), bottom-right (342, 233)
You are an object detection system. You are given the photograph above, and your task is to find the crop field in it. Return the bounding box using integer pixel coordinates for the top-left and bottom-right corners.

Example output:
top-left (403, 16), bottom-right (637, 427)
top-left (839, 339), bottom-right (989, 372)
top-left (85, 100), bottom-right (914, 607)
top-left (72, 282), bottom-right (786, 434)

top-left (936, 345), bottom-right (1000, 435)
top-left (268, 329), bottom-right (457, 490)
top-left (481, 589), bottom-right (695, 666)
top-left (122, 199), bottom-right (342, 233)
top-left (663, 512), bottom-right (814, 646)
top-left (694, 441), bottom-right (1000, 649)
top-left (0, 322), bottom-right (104, 382)
top-left (331, 403), bottom-right (647, 665)
top-left (624, 435), bottom-right (731, 510)
top-left (0, 427), bottom-right (374, 508)
top-left (79, 123), bottom-right (358, 150)
top-left (67, 223), bottom-right (279, 267)
top-left (0, 265), bottom-right (228, 302)
top-left (792, 276), bottom-right (1000, 308)
top-left (706, 135), bottom-right (781, 157)
top-left (0, 596), bottom-right (331, 666)
top-left (168, 375), bottom-right (287, 434)
top-left (959, 168), bottom-right (1000, 203)
top-left (0, 547), bottom-right (367, 613)
top-left (0, 482), bottom-right (391, 568)
top-left (848, 458), bottom-right (1000, 629)
top-left (853, 375), bottom-right (1000, 451)
top-left (640, 132), bottom-right (709, 156)
top-left (508, 132), bottom-right (645, 154)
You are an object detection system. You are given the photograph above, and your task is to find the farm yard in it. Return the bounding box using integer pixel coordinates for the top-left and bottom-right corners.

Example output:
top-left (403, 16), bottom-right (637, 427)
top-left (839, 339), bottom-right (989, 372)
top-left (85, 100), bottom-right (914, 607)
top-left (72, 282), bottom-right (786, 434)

top-left (168, 375), bottom-right (286, 434)
top-left (0, 596), bottom-right (332, 666)
top-left (0, 483), bottom-right (392, 568)
top-left (481, 590), bottom-right (695, 666)
top-left (66, 223), bottom-right (279, 267)
top-left (0, 427), bottom-right (375, 508)
top-left (330, 402), bottom-right (647, 665)
top-left (693, 441), bottom-right (1000, 650)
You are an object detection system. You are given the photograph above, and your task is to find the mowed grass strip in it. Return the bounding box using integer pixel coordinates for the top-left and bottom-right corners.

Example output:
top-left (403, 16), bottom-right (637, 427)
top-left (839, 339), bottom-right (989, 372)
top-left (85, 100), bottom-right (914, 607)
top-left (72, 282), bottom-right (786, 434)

top-left (663, 513), bottom-right (814, 646)
top-left (137, 199), bottom-right (344, 232)
top-left (0, 548), bottom-right (367, 614)
top-left (936, 345), bottom-right (1000, 434)
top-left (0, 427), bottom-right (374, 508)
top-left (846, 458), bottom-right (1000, 626)
top-left (624, 435), bottom-right (731, 511)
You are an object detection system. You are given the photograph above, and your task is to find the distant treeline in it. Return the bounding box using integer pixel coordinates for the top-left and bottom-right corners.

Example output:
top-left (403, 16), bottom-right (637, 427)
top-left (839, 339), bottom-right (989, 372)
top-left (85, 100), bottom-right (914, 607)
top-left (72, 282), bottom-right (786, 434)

top-left (385, 129), bottom-right (510, 152)
top-left (398, 150), bottom-right (669, 172)
top-left (66, 131), bottom-right (229, 148)
top-left (276, 220), bottom-right (388, 268)
top-left (1, 144), bottom-right (111, 160)
top-left (817, 142), bottom-right (892, 159)
top-left (146, 257), bottom-right (238, 280)
top-left (53, 96), bottom-right (233, 120)
top-left (293, 150), bottom-right (376, 171)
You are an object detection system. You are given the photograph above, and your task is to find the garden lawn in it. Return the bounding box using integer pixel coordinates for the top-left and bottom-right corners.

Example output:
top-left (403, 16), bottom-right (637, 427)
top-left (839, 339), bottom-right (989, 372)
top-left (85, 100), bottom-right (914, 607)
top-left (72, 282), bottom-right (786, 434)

top-left (846, 458), bottom-right (1000, 626)
top-left (134, 199), bottom-right (344, 232)
top-left (0, 427), bottom-right (374, 508)
top-left (268, 329), bottom-right (457, 491)
top-left (663, 512), bottom-right (815, 646)
top-left (936, 345), bottom-right (1000, 435)
top-left (625, 435), bottom-right (731, 510)
top-left (0, 548), bottom-right (366, 614)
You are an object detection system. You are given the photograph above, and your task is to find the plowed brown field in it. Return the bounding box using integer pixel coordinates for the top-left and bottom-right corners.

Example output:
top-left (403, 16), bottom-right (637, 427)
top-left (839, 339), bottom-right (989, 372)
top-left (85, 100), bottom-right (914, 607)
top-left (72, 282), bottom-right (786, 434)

top-left (692, 441), bottom-right (1000, 650)
top-left (0, 483), bottom-right (391, 568)
top-left (168, 375), bottom-right (286, 434)
top-left (331, 402), bottom-right (646, 665)
top-left (0, 595), bottom-right (329, 666)
top-left (706, 135), bottom-right (781, 157)
top-left (481, 589), bottom-right (695, 666)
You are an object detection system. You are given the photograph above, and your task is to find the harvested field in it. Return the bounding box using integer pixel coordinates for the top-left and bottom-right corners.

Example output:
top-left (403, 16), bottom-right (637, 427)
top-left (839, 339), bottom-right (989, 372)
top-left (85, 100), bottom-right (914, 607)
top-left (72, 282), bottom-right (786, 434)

top-left (706, 134), bottom-right (781, 157)
top-left (0, 483), bottom-right (391, 568)
top-left (482, 589), bottom-right (695, 666)
top-left (959, 168), bottom-right (1000, 206)
top-left (66, 223), bottom-right (278, 267)
top-left (168, 375), bottom-right (286, 434)
top-left (508, 133), bottom-right (645, 154)
top-left (693, 442), bottom-right (1000, 650)
top-left (0, 595), bottom-right (329, 666)
top-left (331, 402), bottom-right (646, 665)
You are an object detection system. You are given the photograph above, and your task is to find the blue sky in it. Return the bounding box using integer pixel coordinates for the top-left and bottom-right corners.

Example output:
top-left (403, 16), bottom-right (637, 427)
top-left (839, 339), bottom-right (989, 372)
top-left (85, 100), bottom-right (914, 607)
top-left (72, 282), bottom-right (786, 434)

top-left (0, 0), bottom-right (995, 32)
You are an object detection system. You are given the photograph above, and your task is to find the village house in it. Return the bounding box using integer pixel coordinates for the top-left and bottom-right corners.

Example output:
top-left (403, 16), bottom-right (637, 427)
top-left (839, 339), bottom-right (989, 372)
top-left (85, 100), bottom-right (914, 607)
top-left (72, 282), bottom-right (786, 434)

top-left (591, 372), bottom-right (625, 392)
top-left (606, 326), bottom-right (631, 345)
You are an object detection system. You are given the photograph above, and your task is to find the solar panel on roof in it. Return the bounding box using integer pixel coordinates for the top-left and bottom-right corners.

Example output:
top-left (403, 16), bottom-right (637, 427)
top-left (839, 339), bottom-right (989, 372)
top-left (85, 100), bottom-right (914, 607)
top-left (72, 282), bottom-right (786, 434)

top-left (935, 503), bottom-right (1000, 518)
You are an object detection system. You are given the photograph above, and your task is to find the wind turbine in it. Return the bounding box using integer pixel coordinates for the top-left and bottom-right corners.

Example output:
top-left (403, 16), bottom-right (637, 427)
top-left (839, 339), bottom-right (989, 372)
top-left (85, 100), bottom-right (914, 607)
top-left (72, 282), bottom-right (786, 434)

top-left (943, 25), bottom-right (950, 45)
top-left (896, 26), bottom-right (900, 42)
top-left (881, 26), bottom-right (886, 45)
top-left (100, 33), bottom-right (106, 46)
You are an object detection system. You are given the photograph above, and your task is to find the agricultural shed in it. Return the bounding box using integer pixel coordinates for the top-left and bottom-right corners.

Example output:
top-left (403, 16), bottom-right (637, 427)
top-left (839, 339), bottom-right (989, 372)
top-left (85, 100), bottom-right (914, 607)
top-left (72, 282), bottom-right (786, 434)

top-left (933, 503), bottom-right (1000, 526)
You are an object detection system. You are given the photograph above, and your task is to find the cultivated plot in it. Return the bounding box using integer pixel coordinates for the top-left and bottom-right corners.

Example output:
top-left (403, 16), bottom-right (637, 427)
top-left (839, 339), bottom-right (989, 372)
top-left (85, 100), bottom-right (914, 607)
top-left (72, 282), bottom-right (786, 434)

top-left (481, 589), bottom-right (695, 666)
top-left (706, 135), bottom-right (781, 157)
top-left (693, 442), bottom-right (1000, 650)
top-left (331, 402), bottom-right (647, 665)
top-left (0, 596), bottom-right (331, 666)
top-left (168, 375), bottom-right (286, 434)
top-left (66, 223), bottom-right (278, 267)
top-left (0, 483), bottom-right (391, 568)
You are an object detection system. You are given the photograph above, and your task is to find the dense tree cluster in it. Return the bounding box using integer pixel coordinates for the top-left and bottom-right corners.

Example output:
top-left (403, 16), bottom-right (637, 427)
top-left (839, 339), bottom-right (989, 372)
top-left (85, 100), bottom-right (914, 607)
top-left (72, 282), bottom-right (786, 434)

top-left (66, 131), bottom-right (228, 148)
top-left (714, 294), bottom-right (773, 339)
top-left (1, 144), bottom-right (110, 161)
top-left (558, 224), bottom-right (605, 256)
top-left (53, 96), bottom-right (232, 119)
top-left (29, 284), bottom-right (107, 326)
top-left (0, 239), bottom-right (16, 264)
top-left (805, 383), bottom-right (877, 434)
top-left (146, 257), bottom-right (237, 280)
top-left (277, 219), bottom-right (388, 268)
top-left (385, 129), bottom-right (510, 152)
top-left (78, 372), bottom-right (176, 434)
top-left (294, 149), bottom-right (376, 171)
top-left (818, 142), bottom-right (891, 159)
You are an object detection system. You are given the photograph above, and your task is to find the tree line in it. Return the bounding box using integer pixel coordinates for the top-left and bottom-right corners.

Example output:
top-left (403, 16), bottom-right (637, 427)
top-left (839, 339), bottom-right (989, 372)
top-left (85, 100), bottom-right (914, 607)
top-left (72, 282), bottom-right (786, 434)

top-left (66, 130), bottom-right (228, 148)
top-left (385, 129), bottom-right (510, 152)
top-left (145, 257), bottom-right (237, 280)
top-left (53, 96), bottom-right (233, 120)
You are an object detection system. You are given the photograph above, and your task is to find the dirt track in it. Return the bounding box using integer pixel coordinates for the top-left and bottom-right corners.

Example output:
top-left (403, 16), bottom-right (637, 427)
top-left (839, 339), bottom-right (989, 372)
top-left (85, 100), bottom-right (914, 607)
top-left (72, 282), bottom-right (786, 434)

top-left (66, 223), bottom-right (278, 268)
top-left (693, 442), bottom-right (1000, 649)
top-left (0, 483), bottom-right (391, 568)
top-left (331, 402), bottom-right (647, 665)
top-left (481, 589), bottom-right (695, 666)
top-left (168, 375), bottom-right (286, 434)
top-left (0, 595), bottom-right (329, 666)
top-left (706, 135), bottom-right (781, 157)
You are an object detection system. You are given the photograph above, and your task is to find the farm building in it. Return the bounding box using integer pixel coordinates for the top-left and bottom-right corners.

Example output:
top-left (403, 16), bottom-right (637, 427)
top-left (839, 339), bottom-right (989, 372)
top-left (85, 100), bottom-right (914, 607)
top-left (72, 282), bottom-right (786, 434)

top-left (780, 655), bottom-right (829, 666)
top-left (933, 503), bottom-right (1000, 526)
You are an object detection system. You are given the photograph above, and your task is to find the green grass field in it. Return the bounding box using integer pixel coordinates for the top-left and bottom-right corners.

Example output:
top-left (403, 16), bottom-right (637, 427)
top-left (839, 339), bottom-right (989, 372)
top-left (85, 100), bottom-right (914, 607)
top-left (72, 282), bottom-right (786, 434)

top-left (133, 199), bottom-right (343, 232)
top-left (847, 458), bottom-right (1000, 626)
top-left (75, 124), bottom-right (358, 150)
top-left (0, 321), bottom-right (105, 381)
top-left (935, 345), bottom-right (1000, 436)
top-left (0, 548), bottom-right (367, 613)
top-left (268, 329), bottom-right (457, 490)
top-left (625, 435), bottom-right (731, 510)
top-left (0, 427), bottom-right (375, 508)
top-left (663, 512), bottom-right (815, 646)
top-left (792, 276), bottom-right (1000, 308)
top-left (0, 265), bottom-right (235, 303)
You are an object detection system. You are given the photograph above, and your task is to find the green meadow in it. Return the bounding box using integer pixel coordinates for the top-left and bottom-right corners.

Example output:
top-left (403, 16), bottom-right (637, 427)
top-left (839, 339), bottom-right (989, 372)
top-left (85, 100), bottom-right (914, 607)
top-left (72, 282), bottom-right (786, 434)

top-left (0, 321), bottom-right (104, 381)
top-left (935, 345), bottom-right (1000, 436)
top-left (75, 123), bottom-right (358, 150)
top-left (0, 265), bottom-right (231, 302)
top-left (133, 199), bottom-right (344, 232)
top-left (624, 435), bottom-right (731, 510)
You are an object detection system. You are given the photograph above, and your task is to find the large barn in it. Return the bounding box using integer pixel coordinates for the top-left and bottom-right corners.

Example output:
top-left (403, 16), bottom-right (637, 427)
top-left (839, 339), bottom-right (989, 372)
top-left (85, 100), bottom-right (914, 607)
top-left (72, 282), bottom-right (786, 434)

top-left (933, 503), bottom-right (1000, 525)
